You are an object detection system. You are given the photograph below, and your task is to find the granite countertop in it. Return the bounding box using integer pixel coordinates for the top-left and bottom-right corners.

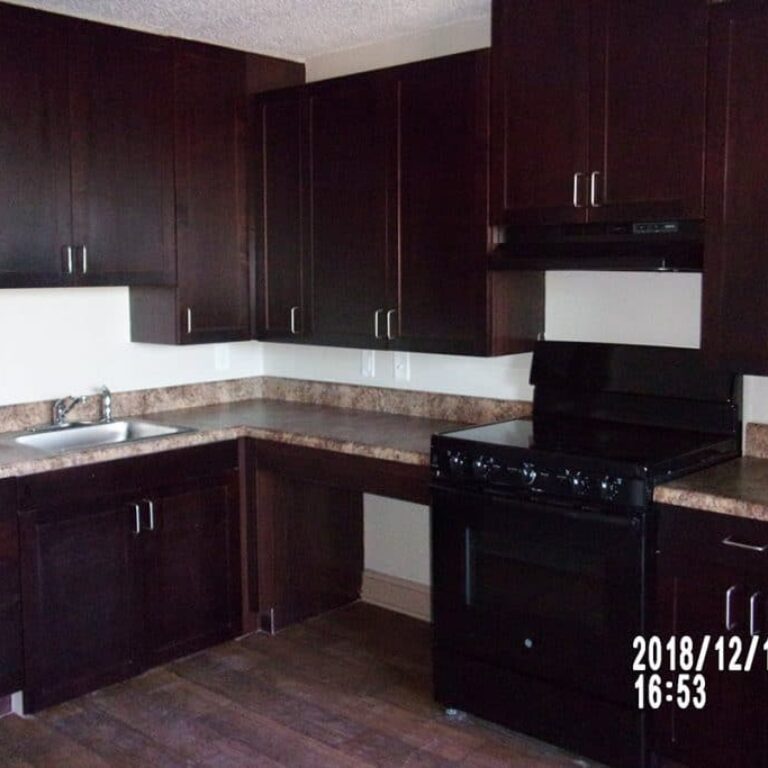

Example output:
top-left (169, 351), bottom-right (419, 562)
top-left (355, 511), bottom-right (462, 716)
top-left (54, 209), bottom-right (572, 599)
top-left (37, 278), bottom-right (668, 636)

top-left (0, 398), bottom-right (466, 479)
top-left (654, 457), bottom-right (768, 522)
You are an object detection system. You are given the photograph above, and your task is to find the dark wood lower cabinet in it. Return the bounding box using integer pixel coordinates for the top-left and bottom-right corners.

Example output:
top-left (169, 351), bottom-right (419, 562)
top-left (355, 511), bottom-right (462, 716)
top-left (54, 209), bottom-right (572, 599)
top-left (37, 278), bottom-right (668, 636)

top-left (0, 479), bottom-right (22, 698)
top-left (653, 505), bottom-right (768, 768)
top-left (143, 474), bottom-right (241, 668)
top-left (18, 443), bottom-right (240, 712)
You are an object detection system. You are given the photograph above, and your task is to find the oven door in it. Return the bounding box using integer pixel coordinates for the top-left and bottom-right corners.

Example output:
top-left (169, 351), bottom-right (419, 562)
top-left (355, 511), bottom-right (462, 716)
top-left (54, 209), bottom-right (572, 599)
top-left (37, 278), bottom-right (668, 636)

top-left (431, 484), bottom-right (647, 705)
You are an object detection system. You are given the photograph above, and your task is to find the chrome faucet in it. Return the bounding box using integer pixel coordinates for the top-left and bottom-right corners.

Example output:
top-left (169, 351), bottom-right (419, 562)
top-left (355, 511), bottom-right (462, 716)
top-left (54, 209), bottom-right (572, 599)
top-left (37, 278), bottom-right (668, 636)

top-left (52, 395), bottom-right (88, 427)
top-left (100, 385), bottom-right (113, 423)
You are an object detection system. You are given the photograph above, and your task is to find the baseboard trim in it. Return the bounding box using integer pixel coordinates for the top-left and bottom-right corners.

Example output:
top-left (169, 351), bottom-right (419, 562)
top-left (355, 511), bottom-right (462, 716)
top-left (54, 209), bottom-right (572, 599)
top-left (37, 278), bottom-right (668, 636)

top-left (361, 569), bottom-right (431, 622)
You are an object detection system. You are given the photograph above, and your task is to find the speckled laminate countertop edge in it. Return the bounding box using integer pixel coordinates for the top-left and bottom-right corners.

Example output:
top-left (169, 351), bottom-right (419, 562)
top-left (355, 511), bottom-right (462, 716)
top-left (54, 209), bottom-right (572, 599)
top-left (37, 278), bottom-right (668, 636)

top-left (0, 424), bottom-right (431, 481)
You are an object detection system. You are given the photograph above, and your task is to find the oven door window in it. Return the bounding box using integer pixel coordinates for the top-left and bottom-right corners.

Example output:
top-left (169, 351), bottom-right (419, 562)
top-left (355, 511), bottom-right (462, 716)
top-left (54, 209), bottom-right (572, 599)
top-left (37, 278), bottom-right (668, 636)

top-left (432, 487), bottom-right (643, 704)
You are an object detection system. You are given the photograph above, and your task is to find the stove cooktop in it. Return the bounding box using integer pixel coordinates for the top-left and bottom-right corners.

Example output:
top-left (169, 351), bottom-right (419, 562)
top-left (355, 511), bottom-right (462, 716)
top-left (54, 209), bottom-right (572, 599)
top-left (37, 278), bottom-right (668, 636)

top-left (431, 417), bottom-right (740, 507)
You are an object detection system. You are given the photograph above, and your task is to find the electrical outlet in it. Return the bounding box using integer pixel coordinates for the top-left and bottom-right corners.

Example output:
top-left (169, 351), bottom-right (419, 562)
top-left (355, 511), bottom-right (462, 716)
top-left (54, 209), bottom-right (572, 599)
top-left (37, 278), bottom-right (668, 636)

top-left (361, 349), bottom-right (375, 378)
top-left (393, 351), bottom-right (411, 382)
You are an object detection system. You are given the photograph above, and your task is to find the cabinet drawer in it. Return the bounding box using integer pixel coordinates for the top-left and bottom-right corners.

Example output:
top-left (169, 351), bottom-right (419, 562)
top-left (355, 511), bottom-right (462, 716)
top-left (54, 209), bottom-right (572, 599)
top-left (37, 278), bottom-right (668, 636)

top-left (658, 503), bottom-right (768, 575)
top-left (18, 441), bottom-right (238, 512)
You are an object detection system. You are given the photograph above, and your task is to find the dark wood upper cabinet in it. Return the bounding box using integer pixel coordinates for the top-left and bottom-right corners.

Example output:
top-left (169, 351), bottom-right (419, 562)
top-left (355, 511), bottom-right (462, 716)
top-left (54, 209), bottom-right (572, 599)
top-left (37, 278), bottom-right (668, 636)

top-left (0, 5), bottom-right (72, 286)
top-left (703, 2), bottom-right (768, 375)
top-left (0, 480), bottom-right (22, 699)
top-left (588, 0), bottom-right (708, 221)
top-left (69, 23), bottom-right (176, 285)
top-left (394, 51), bottom-right (542, 356)
top-left (252, 91), bottom-right (308, 341)
top-left (252, 52), bottom-right (544, 355)
top-left (491, 0), bottom-right (707, 226)
top-left (490, 0), bottom-right (590, 226)
top-left (131, 44), bottom-right (303, 345)
top-left (307, 73), bottom-right (393, 349)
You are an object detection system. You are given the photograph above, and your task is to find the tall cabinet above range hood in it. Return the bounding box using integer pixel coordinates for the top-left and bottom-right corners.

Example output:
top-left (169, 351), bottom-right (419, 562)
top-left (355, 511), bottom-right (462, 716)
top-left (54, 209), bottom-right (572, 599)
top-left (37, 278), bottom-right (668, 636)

top-left (489, 0), bottom-right (709, 273)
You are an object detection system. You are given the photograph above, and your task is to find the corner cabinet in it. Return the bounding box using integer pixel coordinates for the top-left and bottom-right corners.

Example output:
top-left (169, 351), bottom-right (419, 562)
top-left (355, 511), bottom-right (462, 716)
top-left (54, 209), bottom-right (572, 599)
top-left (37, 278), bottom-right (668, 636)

top-left (702, 1), bottom-right (768, 375)
top-left (130, 43), bottom-right (304, 345)
top-left (653, 504), bottom-right (768, 768)
top-left (18, 443), bottom-right (241, 712)
top-left (490, 0), bottom-right (708, 226)
top-left (252, 50), bottom-right (544, 356)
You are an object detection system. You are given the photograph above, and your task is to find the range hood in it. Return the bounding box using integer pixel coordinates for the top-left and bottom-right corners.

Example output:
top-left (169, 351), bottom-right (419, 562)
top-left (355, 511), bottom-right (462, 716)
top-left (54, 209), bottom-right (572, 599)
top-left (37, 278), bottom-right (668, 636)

top-left (490, 220), bottom-right (703, 272)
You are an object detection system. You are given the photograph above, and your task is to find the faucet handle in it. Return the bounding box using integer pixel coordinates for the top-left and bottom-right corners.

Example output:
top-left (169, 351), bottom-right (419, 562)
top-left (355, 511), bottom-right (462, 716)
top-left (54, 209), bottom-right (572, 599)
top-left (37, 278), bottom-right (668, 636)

top-left (99, 385), bottom-right (113, 423)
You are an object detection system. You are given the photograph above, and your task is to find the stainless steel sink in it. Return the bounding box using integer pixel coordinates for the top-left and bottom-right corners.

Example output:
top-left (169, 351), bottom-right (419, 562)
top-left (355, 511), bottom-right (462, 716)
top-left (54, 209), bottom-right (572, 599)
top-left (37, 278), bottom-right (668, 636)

top-left (14, 420), bottom-right (194, 454)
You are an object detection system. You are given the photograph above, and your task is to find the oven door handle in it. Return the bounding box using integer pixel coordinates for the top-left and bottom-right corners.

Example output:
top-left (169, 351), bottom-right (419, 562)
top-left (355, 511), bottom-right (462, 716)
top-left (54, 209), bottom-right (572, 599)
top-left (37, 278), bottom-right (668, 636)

top-left (485, 491), bottom-right (639, 529)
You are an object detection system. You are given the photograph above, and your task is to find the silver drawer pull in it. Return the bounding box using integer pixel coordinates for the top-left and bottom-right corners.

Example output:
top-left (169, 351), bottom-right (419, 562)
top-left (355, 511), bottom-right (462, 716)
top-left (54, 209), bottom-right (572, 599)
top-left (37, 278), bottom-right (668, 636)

top-left (132, 503), bottom-right (142, 535)
top-left (80, 245), bottom-right (88, 274)
top-left (725, 585), bottom-right (738, 631)
top-left (374, 308), bottom-right (385, 339)
top-left (144, 499), bottom-right (155, 531)
top-left (751, 592), bottom-right (762, 636)
top-left (572, 172), bottom-right (584, 208)
top-left (590, 171), bottom-right (602, 207)
top-left (63, 245), bottom-right (74, 275)
top-left (290, 306), bottom-right (300, 336)
top-left (186, 307), bottom-right (193, 335)
top-left (722, 536), bottom-right (768, 553)
top-left (386, 308), bottom-right (396, 340)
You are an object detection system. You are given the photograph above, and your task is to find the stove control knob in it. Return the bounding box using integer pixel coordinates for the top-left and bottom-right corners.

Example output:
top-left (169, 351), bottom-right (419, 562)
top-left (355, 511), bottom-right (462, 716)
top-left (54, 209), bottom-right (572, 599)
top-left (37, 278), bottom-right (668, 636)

top-left (472, 456), bottom-right (490, 480)
top-left (448, 451), bottom-right (468, 477)
top-left (569, 472), bottom-right (590, 495)
top-left (600, 476), bottom-right (622, 501)
top-left (521, 463), bottom-right (537, 486)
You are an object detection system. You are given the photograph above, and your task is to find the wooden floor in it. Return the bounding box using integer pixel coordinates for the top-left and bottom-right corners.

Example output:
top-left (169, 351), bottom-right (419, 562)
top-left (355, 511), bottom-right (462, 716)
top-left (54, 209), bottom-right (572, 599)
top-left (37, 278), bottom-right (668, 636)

top-left (0, 603), bottom-right (603, 767)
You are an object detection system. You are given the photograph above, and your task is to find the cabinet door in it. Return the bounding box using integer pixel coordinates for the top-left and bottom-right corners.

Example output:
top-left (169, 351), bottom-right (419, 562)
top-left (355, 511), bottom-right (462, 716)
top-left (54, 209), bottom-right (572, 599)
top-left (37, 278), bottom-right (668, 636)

top-left (69, 23), bottom-right (175, 286)
top-left (655, 555), bottom-right (764, 767)
top-left (175, 44), bottom-right (250, 343)
top-left (490, 0), bottom-right (590, 225)
top-left (588, 0), bottom-right (707, 221)
top-left (703, 3), bottom-right (768, 375)
top-left (0, 481), bottom-right (21, 698)
top-left (0, 5), bottom-right (72, 287)
top-left (393, 52), bottom-right (489, 355)
top-left (307, 73), bottom-right (393, 349)
top-left (142, 471), bottom-right (240, 667)
top-left (19, 499), bottom-right (141, 712)
top-left (252, 91), bottom-right (308, 341)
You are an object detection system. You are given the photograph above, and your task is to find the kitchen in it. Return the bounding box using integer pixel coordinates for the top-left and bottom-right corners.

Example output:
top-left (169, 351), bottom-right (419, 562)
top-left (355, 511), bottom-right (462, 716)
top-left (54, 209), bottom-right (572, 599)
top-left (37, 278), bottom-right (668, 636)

top-left (0, 1), bottom-right (766, 767)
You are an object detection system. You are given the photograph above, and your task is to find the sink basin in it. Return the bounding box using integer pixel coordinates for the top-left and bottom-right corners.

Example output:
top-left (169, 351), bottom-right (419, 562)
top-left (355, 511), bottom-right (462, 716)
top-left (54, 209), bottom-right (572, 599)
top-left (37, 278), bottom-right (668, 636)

top-left (14, 420), bottom-right (194, 454)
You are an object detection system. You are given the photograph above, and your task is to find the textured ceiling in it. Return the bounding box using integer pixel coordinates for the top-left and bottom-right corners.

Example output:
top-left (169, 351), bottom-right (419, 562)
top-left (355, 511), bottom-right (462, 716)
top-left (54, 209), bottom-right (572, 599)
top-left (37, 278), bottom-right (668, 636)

top-left (7, 0), bottom-right (491, 60)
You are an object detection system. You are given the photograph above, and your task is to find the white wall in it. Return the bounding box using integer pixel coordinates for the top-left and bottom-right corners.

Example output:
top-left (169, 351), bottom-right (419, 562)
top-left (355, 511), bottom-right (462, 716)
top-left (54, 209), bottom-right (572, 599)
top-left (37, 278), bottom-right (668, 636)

top-left (0, 288), bottom-right (263, 405)
top-left (285, 18), bottom-right (740, 590)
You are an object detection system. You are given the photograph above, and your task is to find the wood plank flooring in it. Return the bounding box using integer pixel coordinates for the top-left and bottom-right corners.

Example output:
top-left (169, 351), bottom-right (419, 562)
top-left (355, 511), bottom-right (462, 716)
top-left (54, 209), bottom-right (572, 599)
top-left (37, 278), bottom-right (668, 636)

top-left (0, 603), bottom-right (604, 767)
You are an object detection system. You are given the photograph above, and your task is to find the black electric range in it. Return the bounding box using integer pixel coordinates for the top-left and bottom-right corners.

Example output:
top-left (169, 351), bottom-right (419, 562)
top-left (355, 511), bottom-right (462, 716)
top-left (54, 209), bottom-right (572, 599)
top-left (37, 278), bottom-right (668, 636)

top-left (430, 341), bottom-right (741, 768)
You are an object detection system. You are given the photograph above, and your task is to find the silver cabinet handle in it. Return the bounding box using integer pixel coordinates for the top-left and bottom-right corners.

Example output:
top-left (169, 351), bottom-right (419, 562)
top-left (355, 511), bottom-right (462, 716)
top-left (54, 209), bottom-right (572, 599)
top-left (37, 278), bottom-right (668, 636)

top-left (144, 499), bottom-right (155, 531)
top-left (589, 171), bottom-right (602, 207)
top-left (572, 172), bottom-right (585, 208)
top-left (290, 306), bottom-right (300, 336)
top-left (725, 585), bottom-right (738, 631)
top-left (186, 307), bottom-right (193, 335)
top-left (132, 503), bottom-right (142, 535)
top-left (750, 591), bottom-right (762, 636)
top-left (63, 245), bottom-right (74, 275)
top-left (374, 308), bottom-right (385, 339)
top-left (80, 245), bottom-right (88, 274)
top-left (722, 535), bottom-right (768, 553)
top-left (386, 309), bottom-right (397, 340)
